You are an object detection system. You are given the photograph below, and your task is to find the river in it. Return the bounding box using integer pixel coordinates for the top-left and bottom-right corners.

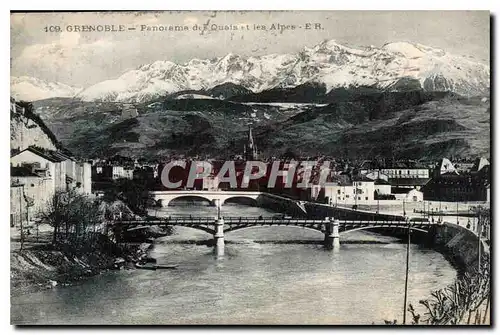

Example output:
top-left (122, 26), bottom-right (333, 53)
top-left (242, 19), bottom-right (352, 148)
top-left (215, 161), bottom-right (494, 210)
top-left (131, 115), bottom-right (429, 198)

top-left (11, 203), bottom-right (457, 325)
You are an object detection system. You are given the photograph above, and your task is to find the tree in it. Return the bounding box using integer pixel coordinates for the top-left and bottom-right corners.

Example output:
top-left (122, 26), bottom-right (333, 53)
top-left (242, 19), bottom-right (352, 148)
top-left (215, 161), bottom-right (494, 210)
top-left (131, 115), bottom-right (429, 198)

top-left (41, 190), bottom-right (106, 246)
top-left (41, 190), bottom-right (71, 245)
top-left (103, 178), bottom-right (154, 215)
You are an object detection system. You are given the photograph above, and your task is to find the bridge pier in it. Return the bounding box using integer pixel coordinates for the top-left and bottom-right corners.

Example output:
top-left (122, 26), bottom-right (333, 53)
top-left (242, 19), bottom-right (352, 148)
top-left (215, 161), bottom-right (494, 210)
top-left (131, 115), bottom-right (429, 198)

top-left (332, 219), bottom-right (340, 250)
top-left (324, 217), bottom-right (340, 251)
top-left (214, 217), bottom-right (225, 257)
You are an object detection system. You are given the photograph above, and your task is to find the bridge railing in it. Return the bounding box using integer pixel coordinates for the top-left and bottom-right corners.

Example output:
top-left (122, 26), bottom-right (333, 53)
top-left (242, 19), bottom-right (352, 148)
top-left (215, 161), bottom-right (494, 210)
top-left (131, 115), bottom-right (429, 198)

top-left (116, 216), bottom-right (439, 228)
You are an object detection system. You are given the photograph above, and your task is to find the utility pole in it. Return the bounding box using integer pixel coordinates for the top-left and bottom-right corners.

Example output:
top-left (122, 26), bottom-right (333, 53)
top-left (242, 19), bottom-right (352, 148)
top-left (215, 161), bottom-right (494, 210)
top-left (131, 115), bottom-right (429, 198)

top-left (19, 185), bottom-right (25, 251)
top-left (439, 200), bottom-right (442, 223)
top-left (354, 183), bottom-right (358, 208)
top-left (403, 218), bottom-right (411, 325)
top-left (477, 208), bottom-right (482, 272)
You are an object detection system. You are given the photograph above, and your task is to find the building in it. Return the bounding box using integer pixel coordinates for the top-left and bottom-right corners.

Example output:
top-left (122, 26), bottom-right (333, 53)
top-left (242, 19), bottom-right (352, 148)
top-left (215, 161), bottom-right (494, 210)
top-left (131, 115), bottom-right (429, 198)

top-left (374, 179), bottom-right (392, 195)
top-left (433, 158), bottom-right (459, 177)
top-left (360, 160), bottom-right (430, 190)
top-left (97, 165), bottom-right (135, 180)
top-left (471, 157), bottom-right (490, 173)
top-left (322, 175), bottom-right (375, 206)
top-left (75, 162), bottom-right (92, 194)
top-left (392, 188), bottom-right (424, 202)
top-left (365, 171), bottom-right (389, 182)
top-left (360, 160), bottom-right (429, 179)
top-left (422, 173), bottom-right (489, 202)
top-left (422, 158), bottom-right (490, 202)
top-left (123, 168), bottom-right (134, 180)
top-left (11, 146), bottom-right (65, 192)
top-left (10, 146), bottom-right (92, 225)
top-left (10, 166), bottom-right (53, 226)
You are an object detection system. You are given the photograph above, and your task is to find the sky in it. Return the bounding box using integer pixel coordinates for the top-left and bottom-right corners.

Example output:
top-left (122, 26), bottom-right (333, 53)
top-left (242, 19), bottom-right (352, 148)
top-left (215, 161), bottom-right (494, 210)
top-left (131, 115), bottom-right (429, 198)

top-left (10, 11), bottom-right (490, 88)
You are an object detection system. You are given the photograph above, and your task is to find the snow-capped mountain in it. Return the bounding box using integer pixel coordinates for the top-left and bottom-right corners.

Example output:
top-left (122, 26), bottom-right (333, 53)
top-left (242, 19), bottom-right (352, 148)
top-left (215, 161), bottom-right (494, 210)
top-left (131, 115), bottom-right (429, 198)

top-left (77, 40), bottom-right (489, 102)
top-left (11, 76), bottom-right (82, 102)
top-left (15, 40), bottom-right (490, 103)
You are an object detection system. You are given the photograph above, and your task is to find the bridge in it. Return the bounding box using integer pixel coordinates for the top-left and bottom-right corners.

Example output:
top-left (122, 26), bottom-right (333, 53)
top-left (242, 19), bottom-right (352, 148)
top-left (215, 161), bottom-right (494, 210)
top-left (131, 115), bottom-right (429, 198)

top-left (115, 215), bottom-right (437, 256)
top-left (151, 190), bottom-right (262, 207)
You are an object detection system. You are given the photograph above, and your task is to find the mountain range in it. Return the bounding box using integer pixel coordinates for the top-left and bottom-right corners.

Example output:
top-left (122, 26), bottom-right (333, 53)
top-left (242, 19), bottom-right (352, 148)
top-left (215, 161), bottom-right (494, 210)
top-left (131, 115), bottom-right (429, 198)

top-left (11, 40), bottom-right (489, 102)
top-left (11, 39), bottom-right (490, 161)
top-left (10, 76), bottom-right (82, 102)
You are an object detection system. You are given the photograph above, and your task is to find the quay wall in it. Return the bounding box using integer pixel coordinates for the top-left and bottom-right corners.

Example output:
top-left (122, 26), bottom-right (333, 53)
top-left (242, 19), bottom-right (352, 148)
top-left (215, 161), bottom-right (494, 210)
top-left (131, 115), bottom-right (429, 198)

top-left (304, 202), bottom-right (405, 221)
top-left (257, 193), bottom-right (308, 218)
top-left (305, 202), bottom-right (486, 272)
top-left (430, 222), bottom-right (486, 272)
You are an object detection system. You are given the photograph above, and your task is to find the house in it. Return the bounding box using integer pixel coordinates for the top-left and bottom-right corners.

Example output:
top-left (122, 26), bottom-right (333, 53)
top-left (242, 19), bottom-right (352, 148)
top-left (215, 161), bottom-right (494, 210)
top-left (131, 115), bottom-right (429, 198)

top-left (11, 146), bottom-right (65, 192)
top-left (322, 175), bottom-right (375, 206)
top-left (374, 178), bottom-right (392, 195)
top-left (11, 166), bottom-right (54, 225)
top-left (392, 188), bottom-right (424, 202)
top-left (10, 146), bottom-right (92, 225)
top-left (99, 165), bottom-right (135, 180)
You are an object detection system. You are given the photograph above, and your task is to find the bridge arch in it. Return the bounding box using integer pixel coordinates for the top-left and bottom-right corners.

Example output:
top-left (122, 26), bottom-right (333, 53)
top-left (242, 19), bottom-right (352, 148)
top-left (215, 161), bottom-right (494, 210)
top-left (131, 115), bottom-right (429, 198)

top-left (167, 195), bottom-right (213, 206)
top-left (222, 196), bottom-right (259, 206)
top-left (224, 224), bottom-right (325, 234)
top-left (340, 226), bottom-right (429, 235)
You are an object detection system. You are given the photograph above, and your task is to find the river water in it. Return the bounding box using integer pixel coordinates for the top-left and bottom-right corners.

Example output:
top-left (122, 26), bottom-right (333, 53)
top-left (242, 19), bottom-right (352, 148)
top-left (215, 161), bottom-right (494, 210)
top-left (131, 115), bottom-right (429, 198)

top-left (11, 203), bottom-right (457, 325)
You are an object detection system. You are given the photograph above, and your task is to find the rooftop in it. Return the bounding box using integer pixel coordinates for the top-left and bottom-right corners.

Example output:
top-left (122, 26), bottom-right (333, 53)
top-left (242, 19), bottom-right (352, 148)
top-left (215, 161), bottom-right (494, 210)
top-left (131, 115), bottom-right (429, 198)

top-left (11, 146), bottom-right (73, 163)
top-left (388, 178), bottom-right (431, 186)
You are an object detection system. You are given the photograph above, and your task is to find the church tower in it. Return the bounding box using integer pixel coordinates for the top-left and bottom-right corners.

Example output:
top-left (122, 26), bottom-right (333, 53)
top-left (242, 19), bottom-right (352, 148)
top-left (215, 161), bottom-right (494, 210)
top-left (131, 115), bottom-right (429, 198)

top-left (244, 127), bottom-right (258, 160)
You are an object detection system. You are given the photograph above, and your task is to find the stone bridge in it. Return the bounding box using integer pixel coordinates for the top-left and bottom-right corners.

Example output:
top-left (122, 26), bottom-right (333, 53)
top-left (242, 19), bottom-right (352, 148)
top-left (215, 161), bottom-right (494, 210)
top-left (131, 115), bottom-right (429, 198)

top-left (151, 190), bottom-right (262, 207)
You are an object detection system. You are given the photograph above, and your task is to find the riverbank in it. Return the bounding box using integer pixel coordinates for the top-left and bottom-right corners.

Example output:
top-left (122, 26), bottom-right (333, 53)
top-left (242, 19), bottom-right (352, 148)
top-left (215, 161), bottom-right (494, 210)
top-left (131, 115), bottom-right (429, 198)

top-left (406, 222), bottom-right (490, 325)
top-left (10, 234), bottom-right (152, 296)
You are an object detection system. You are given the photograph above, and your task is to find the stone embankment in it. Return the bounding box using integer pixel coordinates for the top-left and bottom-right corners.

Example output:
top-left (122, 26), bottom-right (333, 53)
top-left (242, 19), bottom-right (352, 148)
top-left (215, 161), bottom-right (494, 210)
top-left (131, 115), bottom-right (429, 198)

top-left (10, 238), bottom-right (151, 296)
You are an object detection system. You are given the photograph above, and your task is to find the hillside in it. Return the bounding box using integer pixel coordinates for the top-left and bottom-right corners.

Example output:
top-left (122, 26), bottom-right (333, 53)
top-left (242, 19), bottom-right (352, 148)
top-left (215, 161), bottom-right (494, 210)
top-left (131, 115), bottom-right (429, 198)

top-left (251, 93), bottom-right (490, 159)
top-left (33, 89), bottom-right (490, 160)
top-left (34, 97), bottom-right (315, 158)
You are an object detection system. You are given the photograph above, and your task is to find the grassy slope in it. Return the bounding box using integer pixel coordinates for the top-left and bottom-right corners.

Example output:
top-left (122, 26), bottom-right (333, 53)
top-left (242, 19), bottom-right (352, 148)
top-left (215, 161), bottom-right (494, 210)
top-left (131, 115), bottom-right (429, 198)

top-left (34, 91), bottom-right (490, 160)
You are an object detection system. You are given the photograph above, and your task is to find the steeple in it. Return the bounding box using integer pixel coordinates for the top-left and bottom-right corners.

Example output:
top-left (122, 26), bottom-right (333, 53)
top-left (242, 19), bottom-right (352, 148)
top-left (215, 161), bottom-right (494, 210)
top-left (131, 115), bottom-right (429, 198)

top-left (248, 127), bottom-right (255, 149)
top-left (244, 126), bottom-right (258, 160)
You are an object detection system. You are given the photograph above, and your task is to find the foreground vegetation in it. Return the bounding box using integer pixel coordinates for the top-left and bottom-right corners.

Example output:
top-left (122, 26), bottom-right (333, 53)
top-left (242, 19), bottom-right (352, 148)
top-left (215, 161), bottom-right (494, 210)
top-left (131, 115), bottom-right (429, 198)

top-left (387, 208), bottom-right (491, 325)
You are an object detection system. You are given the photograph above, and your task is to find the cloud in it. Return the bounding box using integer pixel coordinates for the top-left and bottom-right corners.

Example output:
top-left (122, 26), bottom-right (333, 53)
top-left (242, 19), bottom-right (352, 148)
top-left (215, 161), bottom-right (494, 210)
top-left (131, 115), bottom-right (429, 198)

top-left (12, 34), bottom-right (116, 86)
top-left (59, 32), bottom-right (81, 47)
top-left (183, 17), bottom-right (198, 25)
